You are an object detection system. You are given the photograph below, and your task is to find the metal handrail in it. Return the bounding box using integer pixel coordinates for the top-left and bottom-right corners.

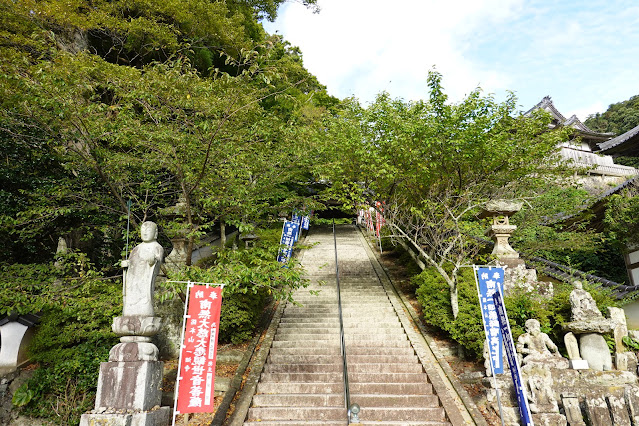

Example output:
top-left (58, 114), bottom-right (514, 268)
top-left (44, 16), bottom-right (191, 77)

top-left (333, 221), bottom-right (353, 423)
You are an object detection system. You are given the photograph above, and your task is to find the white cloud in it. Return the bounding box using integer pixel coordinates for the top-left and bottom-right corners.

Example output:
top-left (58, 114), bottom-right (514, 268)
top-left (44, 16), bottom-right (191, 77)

top-left (265, 0), bottom-right (639, 116)
top-left (267, 0), bottom-right (523, 104)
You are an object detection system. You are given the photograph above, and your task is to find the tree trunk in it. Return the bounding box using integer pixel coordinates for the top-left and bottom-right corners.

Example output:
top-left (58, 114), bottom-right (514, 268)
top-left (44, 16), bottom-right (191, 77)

top-left (449, 281), bottom-right (459, 319)
top-left (220, 220), bottom-right (226, 248)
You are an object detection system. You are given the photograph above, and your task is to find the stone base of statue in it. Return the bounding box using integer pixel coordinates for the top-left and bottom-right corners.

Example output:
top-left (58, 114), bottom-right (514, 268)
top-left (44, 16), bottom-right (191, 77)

top-left (81, 316), bottom-right (171, 425)
top-left (79, 360), bottom-right (170, 426)
top-left (80, 406), bottom-right (171, 426)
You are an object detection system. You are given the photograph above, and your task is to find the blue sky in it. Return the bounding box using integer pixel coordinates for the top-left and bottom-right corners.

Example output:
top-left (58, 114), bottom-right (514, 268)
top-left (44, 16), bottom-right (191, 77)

top-left (263, 0), bottom-right (639, 122)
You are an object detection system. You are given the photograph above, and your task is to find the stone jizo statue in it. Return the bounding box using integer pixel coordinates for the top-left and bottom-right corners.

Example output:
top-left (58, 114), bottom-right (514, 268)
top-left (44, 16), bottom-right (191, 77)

top-left (517, 319), bottom-right (561, 364)
top-left (569, 281), bottom-right (602, 321)
top-left (122, 221), bottom-right (163, 317)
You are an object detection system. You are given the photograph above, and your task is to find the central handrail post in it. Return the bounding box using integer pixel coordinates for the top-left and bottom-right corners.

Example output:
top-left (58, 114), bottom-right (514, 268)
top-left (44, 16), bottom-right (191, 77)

top-left (333, 220), bottom-right (353, 423)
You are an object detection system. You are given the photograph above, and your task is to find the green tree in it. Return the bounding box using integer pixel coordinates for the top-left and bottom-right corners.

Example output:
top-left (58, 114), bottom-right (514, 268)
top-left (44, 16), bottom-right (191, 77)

top-left (585, 94), bottom-right (639, 135)
top-left (319, 71), bottom-right (573, 318)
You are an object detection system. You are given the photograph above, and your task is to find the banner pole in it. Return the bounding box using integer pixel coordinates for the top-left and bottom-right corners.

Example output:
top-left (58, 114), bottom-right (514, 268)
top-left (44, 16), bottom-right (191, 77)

top-left (172, 281), bottom-right (193, 426)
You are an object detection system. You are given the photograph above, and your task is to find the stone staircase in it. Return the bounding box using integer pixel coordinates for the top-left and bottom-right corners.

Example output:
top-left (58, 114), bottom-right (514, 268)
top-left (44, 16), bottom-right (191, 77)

top-left (242, 226), bottom-right (452, 425)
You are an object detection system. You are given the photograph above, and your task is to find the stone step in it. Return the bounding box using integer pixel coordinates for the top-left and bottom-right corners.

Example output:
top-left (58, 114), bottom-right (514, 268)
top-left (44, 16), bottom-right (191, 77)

top-left (264, 362), bottom-right (422, 374)
top-left (281, 312), bottom-right (396, 318)
top-left (247, 407), bottom-right (345, 421)
top-left (267, 346), bottom-right (416, 356)
top-left (251, 393), bottom-right (439, 408)
top-left (256, 382), bottom-right (345, 395)
top-left (256, 382), bottom-right (433, 395)
top-left (246, 407), bottom-right (446, 422)
top-left (252, 393), bottom-right (344, 407)
top-left (277, 321), bottom-right (401, 329)
top-left (260, 372), bottom-right (430, 383)
top-left (350, 407), bottom-right (447, 422)
top-left (271, 338), bottom-right (410, 348)
top-left (273, 333), bottom-right (407, 342)
top-left (267, 354), bottom-right (419, 364)
top-left (244, 422), bottom-right (449, 426)
top-left (244, 421), bottom-right (347, 426)
top-left (349, 394), bottom-right (440, 407)
top-left (244, 421), bottom-right (346, 426)
top-left (259, 372), bottom-right (343, 383)
top-left (263, 364), bottom-right (343, 374)
top-left (349, 372), bottom-right (431, 383)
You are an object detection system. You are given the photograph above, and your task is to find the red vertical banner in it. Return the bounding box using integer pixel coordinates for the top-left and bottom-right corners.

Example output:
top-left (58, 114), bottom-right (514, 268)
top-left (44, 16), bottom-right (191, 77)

top-left (375, 201), bottom-right (384, 237)
top-left (176, 284), bottom-right (222, 414)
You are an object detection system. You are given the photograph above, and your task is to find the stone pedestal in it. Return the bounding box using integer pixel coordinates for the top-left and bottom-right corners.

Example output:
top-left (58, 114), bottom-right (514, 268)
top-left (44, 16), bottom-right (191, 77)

top-left (80, 408), bottom-right (171, 426)
top-left (0, 322), bottom-right (33, 372)
top-left (95, 361), bottom-right (163, 410)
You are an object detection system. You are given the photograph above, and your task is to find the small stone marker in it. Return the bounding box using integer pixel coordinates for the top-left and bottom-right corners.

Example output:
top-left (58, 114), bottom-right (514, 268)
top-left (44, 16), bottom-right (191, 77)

top-left (561, 394), bottom-right (586, 426)
top-left (584, 396), bottom-right (613, 426)
top-left (607, 394), bottom-right (631, 426)
top-left (625, 386), bottom-right (639, 425)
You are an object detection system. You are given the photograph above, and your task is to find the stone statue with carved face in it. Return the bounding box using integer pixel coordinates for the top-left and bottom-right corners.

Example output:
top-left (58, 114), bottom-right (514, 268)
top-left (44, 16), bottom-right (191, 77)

top-left (121, 221), bottom-right (164, 317)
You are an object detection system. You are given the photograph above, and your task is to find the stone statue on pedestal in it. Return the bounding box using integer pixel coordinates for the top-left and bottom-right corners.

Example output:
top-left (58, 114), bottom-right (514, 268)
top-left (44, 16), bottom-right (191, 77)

top-left (562, 281), bottom-right (613, 371)
top-left (80, 221), bottom-right (171, 426)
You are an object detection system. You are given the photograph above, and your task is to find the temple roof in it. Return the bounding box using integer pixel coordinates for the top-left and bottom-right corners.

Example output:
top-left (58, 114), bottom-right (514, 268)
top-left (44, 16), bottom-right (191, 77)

top-left (525, 96), bottom-right (614, 143)
top-left (597, 123), bottom-right (639, 156)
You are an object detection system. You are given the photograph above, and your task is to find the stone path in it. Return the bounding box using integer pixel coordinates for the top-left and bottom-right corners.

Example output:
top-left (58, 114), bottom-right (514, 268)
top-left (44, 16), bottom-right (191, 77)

top-left (239, 225), bottom-right (477, 425)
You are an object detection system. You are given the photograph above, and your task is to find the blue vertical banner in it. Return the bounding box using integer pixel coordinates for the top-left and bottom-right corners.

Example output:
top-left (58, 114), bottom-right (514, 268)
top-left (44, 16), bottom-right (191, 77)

top-left (277, 221), bottom-right (299, 263)
top-left (291, 212), bottom-right (302, 242)
top-left (301, 215), bottom-right (310, 230)
top-left (493, 290), bottom-right (534, 426)
top-left (474, 267), bottom-right (504, 374)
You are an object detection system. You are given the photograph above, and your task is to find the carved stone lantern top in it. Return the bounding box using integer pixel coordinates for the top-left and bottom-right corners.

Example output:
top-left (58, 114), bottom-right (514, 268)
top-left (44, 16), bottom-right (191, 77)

top-left (480, 200), bottom-right (523, 217)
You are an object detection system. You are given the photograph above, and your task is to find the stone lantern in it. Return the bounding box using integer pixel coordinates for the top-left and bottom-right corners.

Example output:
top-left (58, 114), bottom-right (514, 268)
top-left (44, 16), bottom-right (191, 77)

top-left (159, 196), bottom-right (189, 270)
top-left (480, 200), bottom-right (523, 264)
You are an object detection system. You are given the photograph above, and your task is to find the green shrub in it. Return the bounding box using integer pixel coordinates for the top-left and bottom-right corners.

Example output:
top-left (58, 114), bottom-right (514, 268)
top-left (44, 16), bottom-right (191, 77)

top-left (414, 267), bottom-right (485, 357)
top-left (220, 288), bottom-right (268, 344)
top-left (1, 252), bottom-right (120, 425)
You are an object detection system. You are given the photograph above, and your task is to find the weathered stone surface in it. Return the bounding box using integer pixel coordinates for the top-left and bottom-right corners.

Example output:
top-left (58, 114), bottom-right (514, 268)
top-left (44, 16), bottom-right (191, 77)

top-left (532, 412), bottom-right (567, 425)
top-left (483, 200), bottom-right (524, 215)
top-left (570, 282), bottom-right (603, 322)
top-left (121, 221), bottom-right (163, 317)
top-left (564, 332), bottom-right (581, 360)
top-left (517, 319), bottom-right (563, 367)
top-left (108, 342), bottom-right (159, 362)
top-left (561, 394), bottom-right (586, 426)
top-left (80, 406), bottom-right (171, 426)
top-left (608, 394), bottom-right (631, 425)
top-left (609, 307), bottom-right (629, 354)
top-left (616, 352), bottom-right (638, 372)
top-left (562, 319), bottom-right (614, 334)
top-left (524, 367), bottom-right (558, 413)
top-left (112, 316), bottom-right (162, 337)
top-left (625, 386), bottom-right (639, 426)
top-left (94, 361), bottom-right (163, 411)
top-left (579, 333), bottom-right (613, 371)
top-left (584, 395), bottom-right (613, 426)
